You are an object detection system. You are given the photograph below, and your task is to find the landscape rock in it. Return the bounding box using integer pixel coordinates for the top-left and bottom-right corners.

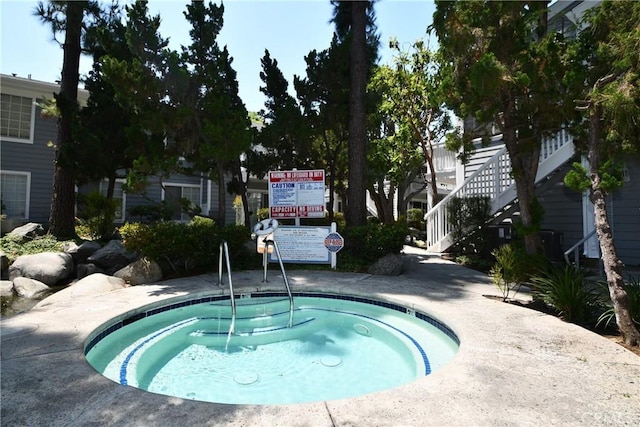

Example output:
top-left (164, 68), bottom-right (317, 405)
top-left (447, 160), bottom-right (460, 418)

top-left (35, 273), bottom-right (127, 307)
top-left (76, 263), bottom-right (105, 280)
top-left (1, 250), bottom-right (8, 271)
top-left (8, 252), bottom-right (75, 286)
top-left (0, 280), bottom-right (14, 297)
top-left (367, 253), bottom-right (404, 276)
top-left (87, 240), bottom-right (138, 271)
top-left (13, 277), bottom-right (50, 298)
top-left (6, 222), bottom-right (45, 243)
top-left (114, 257), bottom-right (163, 285)
top-left (63, 240), bottom-right (102, 264)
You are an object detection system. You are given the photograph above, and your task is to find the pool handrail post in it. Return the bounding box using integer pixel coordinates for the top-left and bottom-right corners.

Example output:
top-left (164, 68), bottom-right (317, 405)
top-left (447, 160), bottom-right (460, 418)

top-left (218, 240), bottom-right (236, 335)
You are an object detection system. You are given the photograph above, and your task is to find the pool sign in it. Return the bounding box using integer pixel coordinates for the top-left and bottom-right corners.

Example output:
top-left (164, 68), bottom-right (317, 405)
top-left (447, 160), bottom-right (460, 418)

top-left (324, 232), bottom-right (344, 253)
top-left (269, 169), bottom-right (325, 219)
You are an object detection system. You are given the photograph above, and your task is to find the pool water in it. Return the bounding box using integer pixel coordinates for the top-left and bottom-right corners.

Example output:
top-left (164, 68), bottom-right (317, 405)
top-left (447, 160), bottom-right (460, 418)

top-left (85, 294), bottom-right (459, 405)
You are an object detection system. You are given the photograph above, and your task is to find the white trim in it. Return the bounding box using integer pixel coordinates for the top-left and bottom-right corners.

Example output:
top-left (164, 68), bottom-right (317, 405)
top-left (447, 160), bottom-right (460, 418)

top-left (0, 170), bottom-right (31, 219)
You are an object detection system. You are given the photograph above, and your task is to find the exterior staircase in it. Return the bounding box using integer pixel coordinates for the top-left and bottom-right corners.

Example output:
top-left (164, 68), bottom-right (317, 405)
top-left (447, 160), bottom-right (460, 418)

top-left (425, 129), bottom-right (575, 252)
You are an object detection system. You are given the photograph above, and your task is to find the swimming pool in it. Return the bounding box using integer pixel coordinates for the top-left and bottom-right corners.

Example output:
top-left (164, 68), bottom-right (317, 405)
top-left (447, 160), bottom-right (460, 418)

top-left (85, 292), bottom-right (459, 404)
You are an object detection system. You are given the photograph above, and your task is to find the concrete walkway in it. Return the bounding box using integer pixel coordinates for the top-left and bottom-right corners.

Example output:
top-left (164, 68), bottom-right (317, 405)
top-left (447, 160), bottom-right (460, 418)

top-left (1, 247), bottom-right (639, 426)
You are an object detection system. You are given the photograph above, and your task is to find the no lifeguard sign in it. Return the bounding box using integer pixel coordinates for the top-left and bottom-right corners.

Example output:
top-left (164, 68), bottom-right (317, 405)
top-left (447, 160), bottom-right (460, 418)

top-left (324, 232), bottom-right (344, 253)
top-left (268, 169), bottom-right (325, 219)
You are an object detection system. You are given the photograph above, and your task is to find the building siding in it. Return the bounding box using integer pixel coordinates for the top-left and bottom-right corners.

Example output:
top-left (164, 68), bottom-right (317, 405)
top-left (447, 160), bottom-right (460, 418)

top-left (1, 102), bottom-right (57, 223)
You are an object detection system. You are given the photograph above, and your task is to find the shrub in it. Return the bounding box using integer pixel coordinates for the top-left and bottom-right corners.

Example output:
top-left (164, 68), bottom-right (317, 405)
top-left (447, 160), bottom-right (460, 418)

top-left (76, 191), bottom-right (119, 240)
top-left (447, 195), bottom-right (491, 256)
top-left (0, 234), bottom-right (70, 263)
top-left (406, 208), bottom-right (424, 229)
top-left (119, 218), bottom-right (251, 275)
top-left (596, 275), bottom-right (640, 330)
top-left (490, 244), bottom-right (528, 301)
top-left (341, 220), bottom-right (408, 269)
top-left (257, 208), bottom-right (270, 221)
top-left (530, 265), bottom-right (601, 325)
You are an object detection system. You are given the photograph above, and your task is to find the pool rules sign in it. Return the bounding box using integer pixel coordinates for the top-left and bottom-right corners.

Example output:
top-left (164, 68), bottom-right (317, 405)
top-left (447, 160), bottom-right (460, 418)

top-left (268, 169), bottom-right (325, 218)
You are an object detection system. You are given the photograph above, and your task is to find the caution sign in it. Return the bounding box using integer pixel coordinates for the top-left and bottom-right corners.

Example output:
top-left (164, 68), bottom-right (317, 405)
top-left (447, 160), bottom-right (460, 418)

top-left (268, 170), bottom-right (325, 219)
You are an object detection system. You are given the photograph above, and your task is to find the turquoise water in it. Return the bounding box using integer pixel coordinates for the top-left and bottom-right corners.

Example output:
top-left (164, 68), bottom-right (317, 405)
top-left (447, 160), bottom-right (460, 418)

top-left (85, 295), bottom-right (458, 404)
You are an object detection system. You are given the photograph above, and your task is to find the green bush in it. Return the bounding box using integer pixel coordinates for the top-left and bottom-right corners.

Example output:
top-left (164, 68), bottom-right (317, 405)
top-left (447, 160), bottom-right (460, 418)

top-left (76, 191), bottom-right (119, 240)
top-left (489, 243), bottom-right (540, 301)
top-left (119, 218), bottom-right (251, 275)
top-left (0, 234), bottom-right (71, 263)
top-left (407, 208), bottom-right (424, 230)
top-left (530, 266), bottom-right (601, 325)
top-left (341, 220), bottom-right (408, 269)
top-left (257, 208), bottom-right (270, 221)
top-left (596, 275), bottom-right (640, 330)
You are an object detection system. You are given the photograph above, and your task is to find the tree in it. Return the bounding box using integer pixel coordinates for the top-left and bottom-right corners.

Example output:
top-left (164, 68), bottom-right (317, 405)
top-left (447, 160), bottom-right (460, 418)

top-left (101, 1), bottom-right (250, 225)
top-left (331, 0), bottom-right (379, 228)
top-left (563, 0), bottom-right (640, 346)
top-left (75, 2), bottom-right (135, 197)
top-left (294, 36), bottom-right (351, 222)
top-left (369, 39), bottom-right (452, 218)
top-left (177, 1), bottom-right (252, 224)
top-left (37, 0), bottom-right (99, 238)
top-left (432, 1), bottom-right (568, 255)
top-left (248, 49), bottom-right (312, 178)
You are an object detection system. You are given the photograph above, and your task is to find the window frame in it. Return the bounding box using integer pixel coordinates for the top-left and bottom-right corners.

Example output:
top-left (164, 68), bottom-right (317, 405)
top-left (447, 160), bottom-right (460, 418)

top-left (0, 93), bottom-right (36, 144)
top-left (0, 170), bottom-right (31, 219)
top-left (99, 179), bottom-right (127, 223)
top-left (161, 183), bottom-right (202, 222)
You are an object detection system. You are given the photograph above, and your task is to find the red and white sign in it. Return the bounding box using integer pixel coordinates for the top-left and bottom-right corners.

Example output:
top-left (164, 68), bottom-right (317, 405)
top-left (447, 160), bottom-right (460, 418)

top-left (269, 170), bottom-right (325, 219)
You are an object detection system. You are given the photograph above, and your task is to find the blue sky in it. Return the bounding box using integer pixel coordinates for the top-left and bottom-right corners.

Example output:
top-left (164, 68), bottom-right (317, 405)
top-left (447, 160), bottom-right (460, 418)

top-left (1, 0), bottom-right (436, 113)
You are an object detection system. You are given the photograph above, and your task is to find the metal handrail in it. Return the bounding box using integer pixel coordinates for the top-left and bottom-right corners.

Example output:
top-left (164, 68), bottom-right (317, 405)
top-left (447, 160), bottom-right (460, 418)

top-left (563, 229), bottom-right (597, 269)
top-left (261, 238), bottom-right (294, 328)
top-left (217, 240), bottom-right (236, 335)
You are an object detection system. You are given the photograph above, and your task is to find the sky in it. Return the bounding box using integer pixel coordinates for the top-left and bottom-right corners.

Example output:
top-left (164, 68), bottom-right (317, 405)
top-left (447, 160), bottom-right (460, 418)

top-left (1, 0), bottom-right (436, 113)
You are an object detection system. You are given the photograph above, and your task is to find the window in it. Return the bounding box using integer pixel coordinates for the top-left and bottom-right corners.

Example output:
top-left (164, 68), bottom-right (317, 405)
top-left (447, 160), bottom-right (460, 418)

top-left (163, 184), bottom-right (201, 221)
top-left (1, 94), bottom-right (33, 141)
top-left (99, 180), bottom-right (126, 222)
top-left (0, 171), bottom-right (30, 218)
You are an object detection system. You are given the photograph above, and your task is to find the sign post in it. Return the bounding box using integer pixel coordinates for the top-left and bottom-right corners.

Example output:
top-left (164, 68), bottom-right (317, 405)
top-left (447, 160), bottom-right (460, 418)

top-left (324, 222), bottom-right (344, 269)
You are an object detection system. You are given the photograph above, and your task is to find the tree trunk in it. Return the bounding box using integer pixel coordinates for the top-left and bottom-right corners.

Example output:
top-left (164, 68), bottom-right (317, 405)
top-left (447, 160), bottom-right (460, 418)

top-left (234, 159), bottom-right (250, 228)
top-left (588, 106), bottom-right (640, 346)
top-left (49, 1), bottom-right (84, 239)
top-left (504, 128), bottom-right (543, 255)
top-left (345, 1), bottom-right (367, 229)
top-left (216, 160), bottom-right (226, 225)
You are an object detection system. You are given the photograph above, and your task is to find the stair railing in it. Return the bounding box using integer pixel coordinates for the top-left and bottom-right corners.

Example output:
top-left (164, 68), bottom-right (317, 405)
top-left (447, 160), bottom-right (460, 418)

top-left (425, 130), bottom-right (574, 253)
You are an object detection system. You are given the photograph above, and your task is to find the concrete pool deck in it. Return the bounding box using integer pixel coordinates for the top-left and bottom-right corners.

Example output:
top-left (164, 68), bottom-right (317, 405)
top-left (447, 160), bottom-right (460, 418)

top-left (1, 246), bottom-right (639, 426)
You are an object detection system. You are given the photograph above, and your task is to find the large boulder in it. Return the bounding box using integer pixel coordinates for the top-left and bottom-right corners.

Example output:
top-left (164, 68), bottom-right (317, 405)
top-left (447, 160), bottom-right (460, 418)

top-left (76, 263), bottom-right (105, 280)
top-left (113, 257), bottom-right (162, 285)
top-left (0, 280), bottom-right (14, 297)
top-left (63, 240), bottom-right (102, 264)
top-left (13, 277), bottom-right (50, 298)
top-left (367, 253), bottom-right (404, 276)
top-left (6, 222), bottom-right (45, 243)
top-left (8, 252), bottom-right (75, 286)
top-left (87, 240), bottom-right (138, 274)
top-left (36, 273), bottom-right (127, 307)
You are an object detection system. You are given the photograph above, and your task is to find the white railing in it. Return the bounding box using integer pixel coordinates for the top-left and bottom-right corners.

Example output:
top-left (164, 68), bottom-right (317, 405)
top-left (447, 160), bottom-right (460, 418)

top-left (425, 130), bottom-right (574, 252)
